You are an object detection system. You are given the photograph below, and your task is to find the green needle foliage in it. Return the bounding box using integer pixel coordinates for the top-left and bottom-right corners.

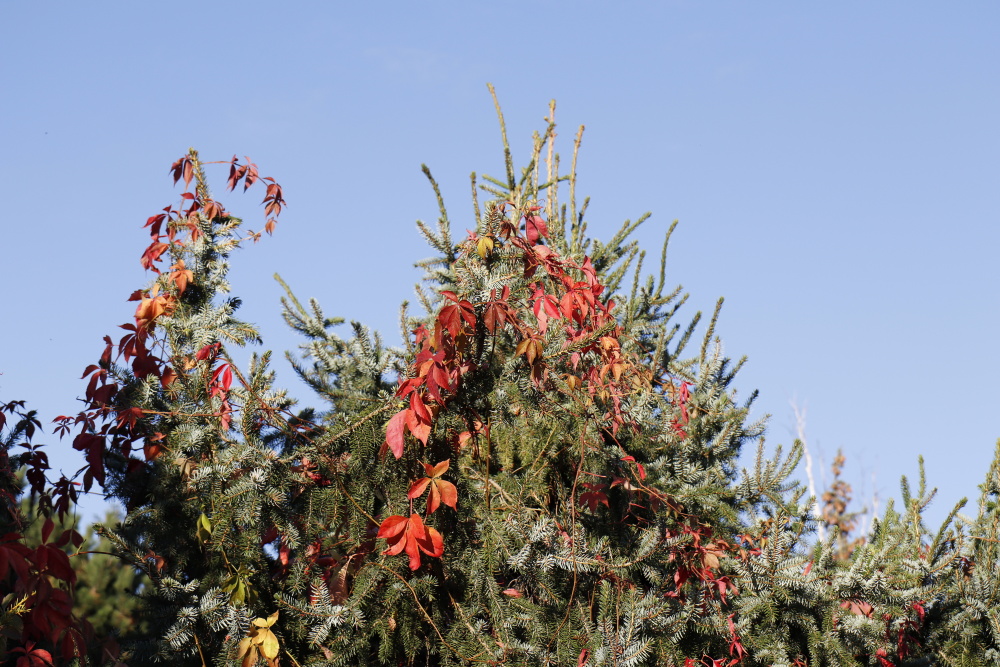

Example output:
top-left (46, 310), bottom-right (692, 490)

top-left (10, 91), bottom-right (1000, 666)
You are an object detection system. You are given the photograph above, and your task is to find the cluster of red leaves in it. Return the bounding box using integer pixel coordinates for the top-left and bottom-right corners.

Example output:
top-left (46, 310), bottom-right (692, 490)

top-left (0, 156), bottom-right (286, 663)
top-left (376, 513), bottom-right (444, 571)
top-left (0, 519), bottom-right (87, 662)
top-left (680, 616), bottom-right (746, 667)
top-left (1, 402), bottom-right (91, 663)
top-left (59, 154), bottom-right (286, 493)
top-left (197, 342), bottom-right (235, 431)
top-left (665, 523), bottom-right (737, 605)
top-left (670, 379), bottom-right (691, 440)
top-left (375, 203), bottom-right (685, 573)
top-left (834, 596), bottom-right (927, 665)
top-left (407, 460), bottom-right (457, 514)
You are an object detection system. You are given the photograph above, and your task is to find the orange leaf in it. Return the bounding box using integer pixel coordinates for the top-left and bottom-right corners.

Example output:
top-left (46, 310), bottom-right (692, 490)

top-left (405, 406), bottom-right (431, 445)
top-left (408, 477), bottom-right (431, 500)
top-left (433, 479), bottom-right (458, 511)
top-left (378, 514), bottom-right (444, 570)
top-left (377, 515), bottom-right (408, 540)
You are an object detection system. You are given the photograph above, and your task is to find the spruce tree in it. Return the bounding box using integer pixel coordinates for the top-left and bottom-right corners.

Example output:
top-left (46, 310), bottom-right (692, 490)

top-left (47, 89), bottom-right (1000, 666)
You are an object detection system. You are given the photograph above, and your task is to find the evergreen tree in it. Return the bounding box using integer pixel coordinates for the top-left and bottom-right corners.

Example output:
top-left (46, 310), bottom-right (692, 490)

top-left (40, 90), bottom-right (1000, 666)
top-left (71, 511), bottom-right (147, 648)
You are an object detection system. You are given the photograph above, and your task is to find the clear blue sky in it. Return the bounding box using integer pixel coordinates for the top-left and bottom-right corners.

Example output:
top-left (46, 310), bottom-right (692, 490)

top-left (3, 2), bottom-right (998, 530)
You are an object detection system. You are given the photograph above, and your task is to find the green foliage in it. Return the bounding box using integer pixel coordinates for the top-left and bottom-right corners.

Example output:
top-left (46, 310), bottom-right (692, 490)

top-left (72, 512), bottom-right (148, 645)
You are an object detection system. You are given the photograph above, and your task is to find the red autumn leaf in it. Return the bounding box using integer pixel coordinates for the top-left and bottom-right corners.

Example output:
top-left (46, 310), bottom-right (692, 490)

top-left (395, 377), bottom-right (423, 399)
top-left (531, 285), bottom-right (560, 333)
top-left (210, 363), bottom-right (233, 396)
top-left (201, 199), bottom-right (225, 220)
top-left (72, 433), bottom-right (106, 488)
top-left (377, 514), bottom-right (408, 541)
top-left (841, 599), bottom-right (874, 617)
top-left (377, 513), bottom-right (444, 570)
top-left (262, 180), bottom-right (286, 218)
top-left (145, 212), bottom-right (167, 238)
top-left (524, 214), bottom-right (548, 245)
top-left (385, 409), bottom-right (407, 459)
top-left (144, 432), bottom-right (167, 461)
top-left (410, 390), bottom-right (432, 424)
top-left (405, 396), bottom-right (432, 445)
top-left (11, 642), bottom-right (54, 667)
top-left (170, 156), bottom-right (194, 188)
top-left (407, 476), bottom-right (431, 500)
top-left (727, 615), bottom-right (746, 661)
top-left (161, 366), bottom-right (177, 388)
top-left (226, 155), bottom-right (260, 192)
top-left (621, 455), bottom-right (647, 481)
top-left (578, 483), bottom-right (609, 512)
top-left (408, 460), bottom-right (458, 513)
top-left (196, 342), bottom-right (220, 361)
top-left (167, 260), bottom-right (194, 295)
top-left (221, 399), bottom-right (233, 431)
top-left (140, 241), bottom-right (170, 272)
top-left (41, 517), bottom-right (54, 544)
top-left (438, 293), bottom-right (476, 336)
top-left (407, 416), bottom-right (431, 446)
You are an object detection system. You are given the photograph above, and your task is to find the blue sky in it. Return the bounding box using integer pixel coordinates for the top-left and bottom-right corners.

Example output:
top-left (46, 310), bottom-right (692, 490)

top-left (2, 2), bottom-right (998, 530)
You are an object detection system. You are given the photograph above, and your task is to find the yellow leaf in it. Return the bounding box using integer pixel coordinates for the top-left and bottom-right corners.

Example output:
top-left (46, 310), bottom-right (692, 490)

top-left (196, 513), bottom-right (212, 542)
top-left (253, 611), bottom-right (278, 628)
top-left (476, 236), bottom-right (494, 259)
top-left (236, 637), bottom-right (253, 659)
top-left (260, 630), bottom-right (280, 660)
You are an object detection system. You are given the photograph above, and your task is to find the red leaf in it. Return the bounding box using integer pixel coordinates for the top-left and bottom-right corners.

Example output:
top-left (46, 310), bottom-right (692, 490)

top-left (161, 366), bottom-right (177, 388)
top-left (578, 483), bottom-right (609, 512)
top-left (405, 401), bottom-right (431, 445)
top-left (41, 518), bottom-right (54, 544)
top-left (378, 514), bottom-right (444, 570)
top-left (377, 515), bottom-right (409, 540)
top-left (430, 479), bottom-right (457, 513)
top-left (408, 419), bottom-right (431, 446)
top-left (385, 410), bottom-right (407, 459)
top-left (408, 477), bottom-right (431, 500)
top-left (410, 391), bottom-right (431, 424)
top-left (395, 377), bottom-right (423, 399)
top-left (196, 343), bottom-right (220, 360)
top-left (525, 215), bottom-right (548, 245)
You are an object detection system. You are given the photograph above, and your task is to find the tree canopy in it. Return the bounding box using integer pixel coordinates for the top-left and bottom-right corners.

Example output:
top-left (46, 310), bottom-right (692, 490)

top-left (4, 91), bottom-right (1000, 667)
